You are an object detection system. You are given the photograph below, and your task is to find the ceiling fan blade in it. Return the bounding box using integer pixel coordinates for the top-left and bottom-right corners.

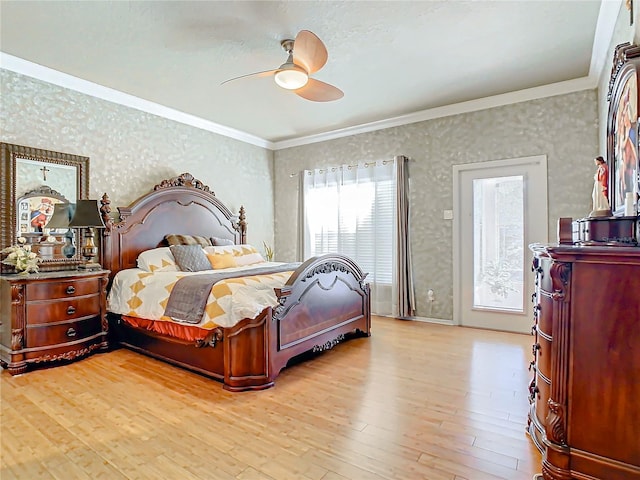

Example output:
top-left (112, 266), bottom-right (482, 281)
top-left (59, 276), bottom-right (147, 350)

top-left (220, 69), bottom-right (277, 86)
top-left (295, 78), bottom-right (343, 102)
top-left (293, 30), bottom-right (328, 74)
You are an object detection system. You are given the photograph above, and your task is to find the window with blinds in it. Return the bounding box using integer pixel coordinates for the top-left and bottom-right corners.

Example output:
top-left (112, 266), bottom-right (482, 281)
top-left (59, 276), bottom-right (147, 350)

top-left (304, 172), bottom-right (395, 285)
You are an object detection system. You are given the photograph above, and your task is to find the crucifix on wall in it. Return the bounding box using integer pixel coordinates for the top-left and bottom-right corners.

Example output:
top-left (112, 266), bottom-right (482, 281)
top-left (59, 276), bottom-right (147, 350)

top-left (40, 165), bottom-right (50, 181)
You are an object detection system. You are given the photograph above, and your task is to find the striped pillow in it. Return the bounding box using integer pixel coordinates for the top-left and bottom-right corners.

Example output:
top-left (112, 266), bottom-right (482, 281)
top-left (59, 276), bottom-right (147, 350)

top-left (165, 234), bottom-right (212, 248)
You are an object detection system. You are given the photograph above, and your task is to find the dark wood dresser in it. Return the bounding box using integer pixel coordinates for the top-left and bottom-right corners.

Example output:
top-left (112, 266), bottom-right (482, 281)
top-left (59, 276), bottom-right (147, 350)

top-left (0, 269), bottom-right (109, 374)
top-left (528, 244), bottom-right (640, 480)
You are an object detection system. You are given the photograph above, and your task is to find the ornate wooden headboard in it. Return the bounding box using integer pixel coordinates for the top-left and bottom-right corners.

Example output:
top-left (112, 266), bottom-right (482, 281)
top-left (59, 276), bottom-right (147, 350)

top-left (100, 173), bottom-right (247, 280)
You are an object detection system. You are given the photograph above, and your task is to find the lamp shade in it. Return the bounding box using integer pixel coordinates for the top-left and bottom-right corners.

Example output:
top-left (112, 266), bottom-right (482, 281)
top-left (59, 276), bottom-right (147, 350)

top-left (69, 200), bottom-right (105, 228)
top-left (44, 203), bottom-right (76, 229)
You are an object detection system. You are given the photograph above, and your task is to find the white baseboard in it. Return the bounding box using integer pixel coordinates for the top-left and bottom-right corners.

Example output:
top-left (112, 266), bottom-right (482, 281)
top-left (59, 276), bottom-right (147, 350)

top-left (411, 316), bottom-right (454, 326)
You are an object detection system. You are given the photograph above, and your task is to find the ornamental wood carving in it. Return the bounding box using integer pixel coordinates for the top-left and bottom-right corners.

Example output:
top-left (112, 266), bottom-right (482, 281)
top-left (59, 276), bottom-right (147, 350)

top-left (196, 328), bottom-right (224, 348)
top-left (21, 185), bottom-right (65, 198)
top-left (546, 400), bottom-right (567, 445)
top-left (11, 329), bottom-right (23, 351)
top-left (99, 276), bottom-right (109, 334)
top-left (100, 192), bottom-right (112, 236)
top-left (607, 43), bottom-right (640, 100)
top-left (549, 262), bottom-right (571, 301)
top-left (33, 343), bottom-right (101, 363)
top-left (153, 173), bottom-right (212, 193)
top-left (11, 284), bottom-right (24, 305)
top-left (313, 333), bottom-right (345, 352)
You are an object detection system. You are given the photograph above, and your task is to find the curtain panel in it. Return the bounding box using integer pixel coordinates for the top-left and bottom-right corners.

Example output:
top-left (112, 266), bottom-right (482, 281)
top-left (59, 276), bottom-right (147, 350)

top-left (301, 156), bottom-right (414, 317)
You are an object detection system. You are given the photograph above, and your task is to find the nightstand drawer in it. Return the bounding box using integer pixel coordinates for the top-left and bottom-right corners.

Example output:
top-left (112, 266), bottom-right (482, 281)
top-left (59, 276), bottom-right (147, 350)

top-left (26, 295), bottom-right (101, 324)
top-left (26, 317), bottom-right (102, 348)
top-left (1, 269), bottom-right (109, 375)
top-left (26, 278), bottom-right (100, 301)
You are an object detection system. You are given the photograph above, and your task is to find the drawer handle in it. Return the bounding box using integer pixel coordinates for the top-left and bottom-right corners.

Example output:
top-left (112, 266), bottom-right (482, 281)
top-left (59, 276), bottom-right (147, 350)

top-left (531, 325), bottom-right (537, 335)
top-left (67, 305), bottom-right (76, 315)
top-left (66, 327), bottom-right (77, 337)
top-left (529, 386), bottom-right (540, 402)
top-left (532, 343), bottom-right (541, 355)
top-left (65, 285), bottom-right (76, 295)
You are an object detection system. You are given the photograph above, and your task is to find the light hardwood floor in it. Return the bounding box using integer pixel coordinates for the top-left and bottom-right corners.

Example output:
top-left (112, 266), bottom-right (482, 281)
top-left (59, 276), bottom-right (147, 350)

top-left (1, 316), bottom-right (541, 479)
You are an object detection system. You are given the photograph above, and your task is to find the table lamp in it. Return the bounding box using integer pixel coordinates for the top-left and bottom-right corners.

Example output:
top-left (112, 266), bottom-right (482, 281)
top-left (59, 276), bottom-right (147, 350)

top-left (69, 199), bottom-right (105, 270)
top-left (44, 202), bottom-right (77, 258)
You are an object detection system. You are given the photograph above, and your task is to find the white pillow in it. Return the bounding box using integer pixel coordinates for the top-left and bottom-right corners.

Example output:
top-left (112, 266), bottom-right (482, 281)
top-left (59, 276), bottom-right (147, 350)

top-left (235, 252), bottom-right (266, 266)
top-left (137, 247), bottom-right (179, 272)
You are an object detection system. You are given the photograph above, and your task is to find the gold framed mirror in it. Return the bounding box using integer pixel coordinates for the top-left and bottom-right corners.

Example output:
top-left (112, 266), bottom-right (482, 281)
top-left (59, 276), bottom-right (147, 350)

top-left (1, 143), bottom-right (89, 272)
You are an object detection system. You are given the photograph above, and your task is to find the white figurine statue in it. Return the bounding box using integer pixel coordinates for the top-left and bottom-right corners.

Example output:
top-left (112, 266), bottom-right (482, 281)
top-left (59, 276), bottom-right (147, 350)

top-left (590, 156), bottom-right (611, 217)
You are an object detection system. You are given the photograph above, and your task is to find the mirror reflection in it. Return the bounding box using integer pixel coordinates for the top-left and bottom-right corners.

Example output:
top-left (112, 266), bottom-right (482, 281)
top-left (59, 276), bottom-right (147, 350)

top-left (16, 185), bottom-right (73, 260)
top-left (1, 143), bottom-right (89, 272)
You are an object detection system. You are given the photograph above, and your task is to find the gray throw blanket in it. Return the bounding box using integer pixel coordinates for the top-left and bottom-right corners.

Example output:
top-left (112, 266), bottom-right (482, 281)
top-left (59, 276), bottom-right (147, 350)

top-left (164, 263), bottom-right (301, 324)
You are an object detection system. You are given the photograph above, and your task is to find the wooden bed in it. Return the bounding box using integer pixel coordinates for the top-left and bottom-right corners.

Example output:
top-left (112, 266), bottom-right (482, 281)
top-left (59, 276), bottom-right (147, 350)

top-left (100, 173), bottom-right (371, 391)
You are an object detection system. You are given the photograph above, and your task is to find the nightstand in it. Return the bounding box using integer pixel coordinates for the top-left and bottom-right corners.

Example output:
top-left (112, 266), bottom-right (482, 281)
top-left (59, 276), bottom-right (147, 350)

top-left (0, 269), bottom-right (109, 374)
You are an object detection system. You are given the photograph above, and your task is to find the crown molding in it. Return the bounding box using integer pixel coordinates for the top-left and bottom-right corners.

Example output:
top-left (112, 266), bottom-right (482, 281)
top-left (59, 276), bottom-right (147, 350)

top-left (0, 52), bottom-right (275, 150)
top-left (273, 76), bottom-right (597, 150)
top-left (0, 0), bottom-right (620, 154)
top-left (589, 0), bottom-right (623, 80)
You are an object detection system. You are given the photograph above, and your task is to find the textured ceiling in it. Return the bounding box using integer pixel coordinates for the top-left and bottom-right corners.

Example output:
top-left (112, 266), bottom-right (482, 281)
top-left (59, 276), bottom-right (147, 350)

top-left (0, 1), bottom-right (608, 145)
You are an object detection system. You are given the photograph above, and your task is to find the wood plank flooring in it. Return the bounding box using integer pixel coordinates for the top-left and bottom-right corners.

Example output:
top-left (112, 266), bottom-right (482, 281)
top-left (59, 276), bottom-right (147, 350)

top-left (1, 316), bottom-right (541, 479)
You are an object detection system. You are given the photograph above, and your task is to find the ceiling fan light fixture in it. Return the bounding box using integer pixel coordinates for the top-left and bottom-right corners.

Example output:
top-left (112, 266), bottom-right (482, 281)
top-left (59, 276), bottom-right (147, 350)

top-left (274, 68), bottom-right (308, 90)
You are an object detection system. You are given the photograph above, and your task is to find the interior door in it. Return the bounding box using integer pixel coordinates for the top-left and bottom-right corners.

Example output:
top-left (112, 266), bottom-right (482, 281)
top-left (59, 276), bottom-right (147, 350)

top-left (453, 156), bottom-right (548, 333)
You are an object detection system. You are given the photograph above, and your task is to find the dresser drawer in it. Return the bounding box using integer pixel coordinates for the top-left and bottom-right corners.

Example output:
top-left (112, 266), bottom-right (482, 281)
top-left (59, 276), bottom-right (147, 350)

top-left (535, 333), bottom-right (553, 380)
top-left (535, 372), bottom-right (551, 427)
top-left (26, 295), bottom-right (101, 324)
top-left (26, 316), bottom-right (102, 348)
top-left (537, 257), bottom-right (553, 293)
top-left (537, 293), bottom-right (554, 336)
top-left (26, 278), bottom-right (100, 301)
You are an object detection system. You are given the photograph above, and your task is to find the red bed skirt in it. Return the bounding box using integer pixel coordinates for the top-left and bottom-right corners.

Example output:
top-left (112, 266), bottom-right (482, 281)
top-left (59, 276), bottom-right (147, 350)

top-left (121, 315), bottom-right (214, 342)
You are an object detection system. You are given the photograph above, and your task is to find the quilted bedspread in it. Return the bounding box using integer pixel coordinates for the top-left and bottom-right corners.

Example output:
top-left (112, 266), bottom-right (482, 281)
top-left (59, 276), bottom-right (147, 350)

top-left (107, 263), bottom-right (295, 329)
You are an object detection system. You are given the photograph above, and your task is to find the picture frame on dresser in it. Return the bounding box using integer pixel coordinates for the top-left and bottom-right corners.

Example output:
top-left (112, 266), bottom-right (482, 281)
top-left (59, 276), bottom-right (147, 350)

top-left (606, 43), bottom-right (640, 216)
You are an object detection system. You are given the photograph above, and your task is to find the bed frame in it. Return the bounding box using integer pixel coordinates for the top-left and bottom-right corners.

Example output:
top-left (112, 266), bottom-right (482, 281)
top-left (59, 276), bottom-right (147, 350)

top-left (100, 173), bottom-right (371, 391)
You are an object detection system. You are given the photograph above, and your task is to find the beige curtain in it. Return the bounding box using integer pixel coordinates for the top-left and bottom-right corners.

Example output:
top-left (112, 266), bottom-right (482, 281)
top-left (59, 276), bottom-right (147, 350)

top-left (395, 155), bottom-right (415, 318)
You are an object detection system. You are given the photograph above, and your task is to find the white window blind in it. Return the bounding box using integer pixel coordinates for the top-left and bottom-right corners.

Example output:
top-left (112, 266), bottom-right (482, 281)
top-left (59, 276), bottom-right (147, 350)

top-left (303, 162), bottom-right (396, 286)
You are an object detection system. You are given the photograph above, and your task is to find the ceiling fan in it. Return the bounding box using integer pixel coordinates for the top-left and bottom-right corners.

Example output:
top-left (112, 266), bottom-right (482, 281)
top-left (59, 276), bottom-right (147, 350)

top-left (221, 30), bottom-right (343, 102)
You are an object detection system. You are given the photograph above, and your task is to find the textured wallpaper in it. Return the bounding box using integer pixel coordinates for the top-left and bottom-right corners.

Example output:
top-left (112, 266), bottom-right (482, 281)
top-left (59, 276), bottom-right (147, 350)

top-left (274, 90), bottom-right (599, 321)
top-left (1, 70), bottom-right (275, 250)
top-left (5, 12), bottom-right (632, 324)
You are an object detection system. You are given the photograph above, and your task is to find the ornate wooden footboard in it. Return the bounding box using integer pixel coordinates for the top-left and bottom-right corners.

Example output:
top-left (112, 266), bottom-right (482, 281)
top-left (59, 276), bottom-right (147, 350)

top-left (102, 173), bottom-right (370, 391)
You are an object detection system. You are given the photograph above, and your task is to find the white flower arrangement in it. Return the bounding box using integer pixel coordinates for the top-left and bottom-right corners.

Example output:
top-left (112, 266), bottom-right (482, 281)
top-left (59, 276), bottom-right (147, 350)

top-left (1, 237), bottom-right (41, 274)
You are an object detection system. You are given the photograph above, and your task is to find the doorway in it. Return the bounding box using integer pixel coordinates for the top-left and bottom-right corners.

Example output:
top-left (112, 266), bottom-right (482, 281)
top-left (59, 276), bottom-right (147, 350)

top-left (453, 156), bottom-right (548, 333)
